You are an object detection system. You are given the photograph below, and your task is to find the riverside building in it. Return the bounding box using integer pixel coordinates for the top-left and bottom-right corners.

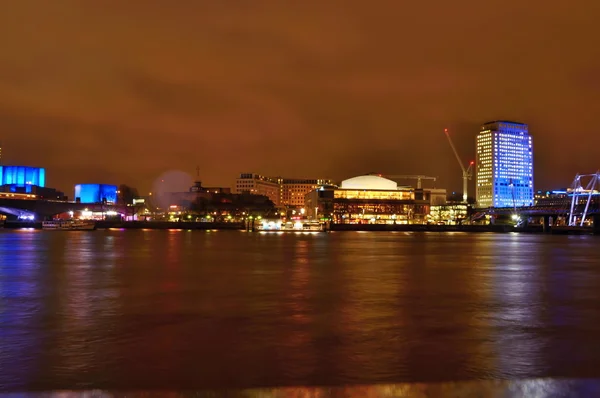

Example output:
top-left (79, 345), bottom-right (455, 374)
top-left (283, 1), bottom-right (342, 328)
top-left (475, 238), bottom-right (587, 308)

top-left (235, 173), bottom-right (334, 208)
top-left (476, 121), bottom-right (534, 208)
top-left (235, 174), bottom-right (280, 206)
top-left (305, 175), bottom-right (430, 224)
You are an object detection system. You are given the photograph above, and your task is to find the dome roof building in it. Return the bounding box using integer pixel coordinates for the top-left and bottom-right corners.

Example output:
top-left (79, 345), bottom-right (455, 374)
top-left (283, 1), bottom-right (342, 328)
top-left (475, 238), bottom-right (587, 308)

top-left (305, 174), bottom-right (433, 225)
top-left (340, 175), bottom-right (398, 191)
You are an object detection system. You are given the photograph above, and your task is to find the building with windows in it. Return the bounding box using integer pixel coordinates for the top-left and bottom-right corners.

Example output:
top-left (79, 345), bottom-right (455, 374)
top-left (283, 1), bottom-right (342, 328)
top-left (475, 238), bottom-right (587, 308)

top-left (235, 173), bottom-right (280, 206)
top-left (280, 178), bottom-right (335, 207)
top-left (305, 175), bottom-right (430, 224)
top-left (476, 121), bottom-right (534, 208)
top-left (235, 173), bottom-right (335, 208)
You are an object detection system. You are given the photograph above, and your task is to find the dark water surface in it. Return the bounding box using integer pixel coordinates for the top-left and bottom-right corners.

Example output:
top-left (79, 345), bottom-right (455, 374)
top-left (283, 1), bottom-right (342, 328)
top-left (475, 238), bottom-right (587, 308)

top-left (1, 229), bottom-right (600, 392)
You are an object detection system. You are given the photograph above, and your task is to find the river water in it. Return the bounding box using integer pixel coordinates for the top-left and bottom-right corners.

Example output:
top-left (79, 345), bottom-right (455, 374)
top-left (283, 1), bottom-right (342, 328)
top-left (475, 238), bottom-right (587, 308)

top-left (1, 229), bottom-right (600, 393)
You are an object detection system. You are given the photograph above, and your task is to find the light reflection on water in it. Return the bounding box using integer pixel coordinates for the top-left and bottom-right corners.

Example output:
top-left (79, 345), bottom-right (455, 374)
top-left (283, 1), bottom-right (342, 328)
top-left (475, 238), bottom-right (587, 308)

top-left (1, 230), bottom-right (600, 391)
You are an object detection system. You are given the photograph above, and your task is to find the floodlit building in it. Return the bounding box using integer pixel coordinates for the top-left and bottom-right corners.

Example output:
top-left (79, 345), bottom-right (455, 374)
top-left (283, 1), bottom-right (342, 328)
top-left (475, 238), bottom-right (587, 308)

top-left (0, 165), bottom-right (46, 191)
top-left (476, 121), bottom-right (534, 208)
top-left (74, 184), bottom-right (118, 204)
top-left (235, 173), bottom-right (335, 208)
top-left (235, 173), bottom-right (280, 206)
top-left (280, 178), bottom-right (335, 207)
top-left (305, 175), bottom-right (430, 224)
top-left (0, 165), bottom-right (66, 199)
top-left (429, 204), bottom-right (469, 225)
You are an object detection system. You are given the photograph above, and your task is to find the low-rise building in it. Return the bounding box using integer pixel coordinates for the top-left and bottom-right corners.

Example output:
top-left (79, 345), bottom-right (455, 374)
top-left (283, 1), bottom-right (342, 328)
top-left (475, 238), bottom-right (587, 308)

top-left (235, 173), bottom-right (334, 208)
top-left (190, 181), bottom-right (231, 194)
top-left (305, 175), bottom-right (430, 224)
top-left (534, 189), bottom-right (569, 206)
top-left (163, 181), bottom-right (232, 209)
top-left (0, 184), bottom-right (66, 201)
top-left (428, 204), bottom-right (468, 225)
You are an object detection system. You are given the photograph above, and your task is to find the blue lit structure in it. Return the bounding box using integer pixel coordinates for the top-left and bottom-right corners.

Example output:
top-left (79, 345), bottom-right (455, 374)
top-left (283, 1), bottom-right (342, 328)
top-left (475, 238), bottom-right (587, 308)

top-left (74, 184), bottom-right (118, 204)
top-left (476, 121), bottom-right (534, 208)
top-left (0, 165), bottom-right (46, 193)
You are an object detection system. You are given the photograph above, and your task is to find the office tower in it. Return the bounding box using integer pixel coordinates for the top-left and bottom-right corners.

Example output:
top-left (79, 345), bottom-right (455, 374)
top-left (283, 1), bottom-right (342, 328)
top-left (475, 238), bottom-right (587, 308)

top-left (476, 121), bottom-right (534, 208)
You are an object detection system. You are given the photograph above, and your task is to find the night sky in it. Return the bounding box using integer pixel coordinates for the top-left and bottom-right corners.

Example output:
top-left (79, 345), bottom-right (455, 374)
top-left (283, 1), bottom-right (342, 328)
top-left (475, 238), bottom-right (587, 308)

top-left (1, 0), bottom-right (599, 195)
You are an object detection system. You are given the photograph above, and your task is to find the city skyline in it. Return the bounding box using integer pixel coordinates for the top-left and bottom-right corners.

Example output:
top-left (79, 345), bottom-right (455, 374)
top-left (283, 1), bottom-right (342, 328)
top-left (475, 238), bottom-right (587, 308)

top-left (1, 1), bottom-right (599, 194)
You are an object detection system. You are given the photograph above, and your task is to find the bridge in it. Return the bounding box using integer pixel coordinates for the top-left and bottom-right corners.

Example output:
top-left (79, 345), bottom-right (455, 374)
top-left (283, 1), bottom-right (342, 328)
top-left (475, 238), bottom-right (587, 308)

top-left (471, 172), bottom-right (600, 233)
top-left (0, 195), bottom-right (127, 220)
top-left (476, 202), bottom-right (600, 218)
top-left (473, 202), bottom-right (600, 233)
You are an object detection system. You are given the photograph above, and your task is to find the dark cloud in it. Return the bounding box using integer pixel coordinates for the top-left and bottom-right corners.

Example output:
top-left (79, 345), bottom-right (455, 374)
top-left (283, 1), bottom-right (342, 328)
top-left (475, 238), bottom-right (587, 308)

top-left (0, 0), bottom-right (599, 194)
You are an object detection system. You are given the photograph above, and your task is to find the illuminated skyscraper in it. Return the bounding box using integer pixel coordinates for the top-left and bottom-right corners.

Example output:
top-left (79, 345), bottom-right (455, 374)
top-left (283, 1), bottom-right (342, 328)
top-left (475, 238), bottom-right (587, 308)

top-left (476, 121), bottom-right (533, 208)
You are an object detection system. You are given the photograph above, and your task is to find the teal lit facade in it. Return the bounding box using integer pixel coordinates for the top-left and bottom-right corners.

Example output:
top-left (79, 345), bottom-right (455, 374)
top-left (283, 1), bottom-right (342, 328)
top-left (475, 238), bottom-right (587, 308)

top-left (0, 166), bottom-right (46, 193)
top-left (75, 184), bottom-right (118, 204)
top-left (476, 121), bottom-right (534, 208)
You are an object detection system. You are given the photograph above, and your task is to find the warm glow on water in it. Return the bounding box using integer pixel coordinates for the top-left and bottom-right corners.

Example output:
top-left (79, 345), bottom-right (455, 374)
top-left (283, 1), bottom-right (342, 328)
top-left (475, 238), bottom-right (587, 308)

top-left (1, 230), bottom-right (599, 392)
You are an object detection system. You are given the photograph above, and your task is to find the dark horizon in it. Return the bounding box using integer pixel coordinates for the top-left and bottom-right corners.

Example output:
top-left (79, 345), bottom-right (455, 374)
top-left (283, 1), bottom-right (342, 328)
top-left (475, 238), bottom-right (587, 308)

top-left (1, 0), bottom-right (599, 195)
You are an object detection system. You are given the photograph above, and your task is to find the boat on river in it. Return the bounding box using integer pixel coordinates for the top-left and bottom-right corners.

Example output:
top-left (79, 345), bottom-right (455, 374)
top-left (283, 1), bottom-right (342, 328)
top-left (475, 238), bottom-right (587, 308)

top-left (42, 220), bottom-right (96, 231)
top-left (256, 219), bottom-right (326, 232)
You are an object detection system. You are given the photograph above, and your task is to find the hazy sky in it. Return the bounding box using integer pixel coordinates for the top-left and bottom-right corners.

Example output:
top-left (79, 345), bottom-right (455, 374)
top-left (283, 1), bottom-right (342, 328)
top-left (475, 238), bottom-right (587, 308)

top-left (1, 0), bottom-right (599, 195)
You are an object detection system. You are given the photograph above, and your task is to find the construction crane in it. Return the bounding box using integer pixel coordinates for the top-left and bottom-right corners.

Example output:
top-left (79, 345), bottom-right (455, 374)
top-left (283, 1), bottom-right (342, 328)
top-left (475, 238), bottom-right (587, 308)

top-left (383, 175), bottom-right (437, 189)
top-left (444, 128), bottom-right (474, 203)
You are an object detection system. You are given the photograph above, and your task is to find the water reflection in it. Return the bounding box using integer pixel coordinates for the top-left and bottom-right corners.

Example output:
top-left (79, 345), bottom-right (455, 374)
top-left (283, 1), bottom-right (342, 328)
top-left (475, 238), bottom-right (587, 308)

top-left (0, 230), bottom-right (45, 390)
top-left (1, 230), bottom-right (600, 391)
top-left (6, 378), bottom-right (600, 396)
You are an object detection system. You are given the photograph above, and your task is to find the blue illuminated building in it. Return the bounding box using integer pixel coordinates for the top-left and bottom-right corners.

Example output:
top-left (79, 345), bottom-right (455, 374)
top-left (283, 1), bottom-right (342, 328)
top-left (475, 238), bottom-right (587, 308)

top-left (476, 121), bottom-right (534, 208)
top-left (0, 165), bottom-right (46, 193)
top-left (75, 184), bottom-right (118, 204)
